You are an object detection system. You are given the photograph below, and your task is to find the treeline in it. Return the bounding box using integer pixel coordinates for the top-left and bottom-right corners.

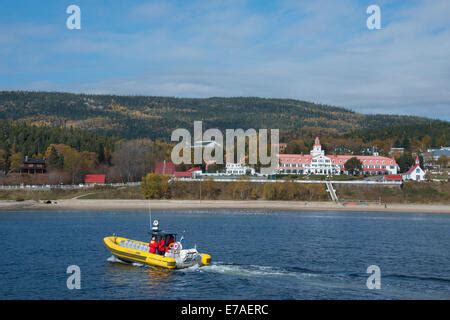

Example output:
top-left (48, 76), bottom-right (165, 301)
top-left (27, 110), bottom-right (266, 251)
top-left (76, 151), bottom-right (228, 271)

top-left (2, 91), bottom-right (448, 141)
top-left (282, 122), bottom-right (449, 167)
top-left (345, 122), bottom-right (449, 150)
top-left (141, 174), bottom-right (328, 201)
top-left (0, 120), bottom-right (116, 161)
top-left (0, 91), bottom-right (449, 183)
top-left (0, 120), bottom-right (173, 184)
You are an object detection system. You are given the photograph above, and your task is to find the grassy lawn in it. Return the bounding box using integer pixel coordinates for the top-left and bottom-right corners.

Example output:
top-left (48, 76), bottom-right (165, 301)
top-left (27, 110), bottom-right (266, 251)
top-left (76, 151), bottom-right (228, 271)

top-left (1, 182), bottom-right (449, 204)
top-left (337, 182), bottom-right (450, 204)
top-left (0, 186), bottom-right (144, 201)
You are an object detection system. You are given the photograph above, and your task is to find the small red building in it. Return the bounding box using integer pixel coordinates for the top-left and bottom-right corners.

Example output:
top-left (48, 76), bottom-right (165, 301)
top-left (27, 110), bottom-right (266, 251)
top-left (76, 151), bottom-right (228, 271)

top-left (174, 167), bottom-right (202, 178)
top-left (155, 161), bottom-right (176, 175)
top-left (84, 174), bottom-right (106, 184)
top-left (383, 174), bottom-right (402, 182)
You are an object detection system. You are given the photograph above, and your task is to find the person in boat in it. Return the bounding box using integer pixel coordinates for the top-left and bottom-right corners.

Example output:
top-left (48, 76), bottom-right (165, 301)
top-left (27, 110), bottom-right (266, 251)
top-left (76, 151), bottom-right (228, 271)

top-left (158, 237), bottom-right (166, 255)
top-left (149, 236), bottom-right (157, 254)
top-left (165, 235), bottom-right (175, 253)
top-left (167, 235), bottom-right (175, 248)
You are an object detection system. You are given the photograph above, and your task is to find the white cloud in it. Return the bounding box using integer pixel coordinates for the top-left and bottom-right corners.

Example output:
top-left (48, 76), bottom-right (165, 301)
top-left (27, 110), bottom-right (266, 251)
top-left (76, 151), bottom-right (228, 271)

top-left (2, 0), bottom-right (450, 120)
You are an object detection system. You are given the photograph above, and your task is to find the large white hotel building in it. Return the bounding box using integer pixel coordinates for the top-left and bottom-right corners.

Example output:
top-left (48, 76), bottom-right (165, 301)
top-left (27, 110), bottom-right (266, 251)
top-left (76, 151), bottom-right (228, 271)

top-left (276, 137), bottom-right (399, 176)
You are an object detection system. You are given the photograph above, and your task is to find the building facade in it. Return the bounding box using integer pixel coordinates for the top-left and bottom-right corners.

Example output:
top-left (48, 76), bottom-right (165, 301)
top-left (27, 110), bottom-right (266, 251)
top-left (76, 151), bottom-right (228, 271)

top-left (17, 156), bottom-right (47, 174)
top-left (174, 167), bottom-right (202, 178)
top-left (276, 137), bottom-right (398, 176)
top-left (426, 147), bottom-right (450, 161)
top-left (402, 156), bottom-right (426, 181)
top-left (225, 163), bottom-right (255, 176)
top-left (84, 174), bottom-right (106, 184)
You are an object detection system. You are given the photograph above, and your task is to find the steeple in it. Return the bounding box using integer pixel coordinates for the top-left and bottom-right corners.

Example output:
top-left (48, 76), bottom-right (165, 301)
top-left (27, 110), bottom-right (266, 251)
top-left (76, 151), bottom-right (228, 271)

top-left (311, 136), bottom-right (324, 157)
top-left (415, 155), bottom-right (420, 166)
top-left (314, 136), bottom-right (321, 147)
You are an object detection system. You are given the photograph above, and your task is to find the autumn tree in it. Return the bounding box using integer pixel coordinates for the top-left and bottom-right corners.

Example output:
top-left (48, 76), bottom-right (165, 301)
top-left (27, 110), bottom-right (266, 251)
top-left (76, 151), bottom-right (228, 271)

top-left (47, 146), bottom-right (64, 170)
top-left (437, 155), bottom-right (449, 169)
top-left (141, 173), bottom-right (169, 199)
top-left (45, 144), bottom-right (97, 183)
top-left (9, 152), bottom-right (23, 173)
top-left (286, 139), bottom-right (309, 154)
top-left (112, 139), bottom-right (166, 182)
top-left (0, 149), bottom-right (7, 174)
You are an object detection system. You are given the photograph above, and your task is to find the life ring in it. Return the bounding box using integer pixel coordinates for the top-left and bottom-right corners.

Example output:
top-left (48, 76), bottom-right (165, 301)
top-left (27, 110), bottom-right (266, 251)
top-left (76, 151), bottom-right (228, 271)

top-left (168, 242), bottom-right (180, 253)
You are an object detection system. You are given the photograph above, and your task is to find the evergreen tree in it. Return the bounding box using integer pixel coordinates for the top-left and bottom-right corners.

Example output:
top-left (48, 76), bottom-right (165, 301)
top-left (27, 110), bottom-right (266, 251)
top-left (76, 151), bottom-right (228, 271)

top-left (47, 146), bottom-right (64, 169)
top-left (97, 143), bottom-right (105, 163)
top-left (401, 136), bottom-right (411, 150)
top-left (0, 149), bottom-right (7, 173)
top-left (396, 153), bottom-right (414, 173)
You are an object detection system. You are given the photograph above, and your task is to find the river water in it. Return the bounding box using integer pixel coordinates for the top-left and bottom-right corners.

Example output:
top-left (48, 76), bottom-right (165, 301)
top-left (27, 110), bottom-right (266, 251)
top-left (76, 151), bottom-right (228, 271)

top-left (0, 210), bottom-right (449, 299)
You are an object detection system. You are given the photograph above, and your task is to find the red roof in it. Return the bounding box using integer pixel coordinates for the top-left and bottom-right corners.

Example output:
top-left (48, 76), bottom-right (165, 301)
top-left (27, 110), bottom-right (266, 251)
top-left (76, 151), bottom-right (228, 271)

top-left (384, 174), bottom-right (402, 181)
top-left (174, 171), bottom-right (192, 177)
top-left (278, 154), bottom-right (397, 166)
top-left (84, 174), bottom-right (106, 184)
top-left (404, 156), bottom-right (422, 175)
top-left (329, 155), bottom-right (397, 166)
top-left (173, 167), bottom-right (202, 178)
top-left (404, 164), bottom-right (421, 175)
top-left (278, 154), bottom-right (312, 164)
top-left (155, 161), bottom-right (176, 175)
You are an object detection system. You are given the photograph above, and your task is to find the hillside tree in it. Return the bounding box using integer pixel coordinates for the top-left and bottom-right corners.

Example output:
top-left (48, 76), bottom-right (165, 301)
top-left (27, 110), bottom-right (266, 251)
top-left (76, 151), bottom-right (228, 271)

top-left (344, 157), bottom-right (363, 176)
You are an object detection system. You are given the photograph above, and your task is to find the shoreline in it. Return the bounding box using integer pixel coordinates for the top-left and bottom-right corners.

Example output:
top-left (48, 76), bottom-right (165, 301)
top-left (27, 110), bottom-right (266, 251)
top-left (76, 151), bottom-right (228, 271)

top-left (1, 199), bottom-right (450, 214)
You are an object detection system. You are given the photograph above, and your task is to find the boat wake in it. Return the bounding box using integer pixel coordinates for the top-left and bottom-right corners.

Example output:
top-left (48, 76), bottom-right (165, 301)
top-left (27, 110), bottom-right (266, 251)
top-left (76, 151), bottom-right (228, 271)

top-left (107, 255), bottom-right (126, 264)
top-left (107, 255), bottom-right (319, 279)
top-left (179, 262), bottom-right (318, 279)
top-left (106, 255), bottom-right (144, 267)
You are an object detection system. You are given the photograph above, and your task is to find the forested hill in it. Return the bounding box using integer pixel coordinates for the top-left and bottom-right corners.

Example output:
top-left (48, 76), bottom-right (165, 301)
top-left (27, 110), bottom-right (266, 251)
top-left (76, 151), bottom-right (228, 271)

top-left (0, 91), bottom-right (448, 141)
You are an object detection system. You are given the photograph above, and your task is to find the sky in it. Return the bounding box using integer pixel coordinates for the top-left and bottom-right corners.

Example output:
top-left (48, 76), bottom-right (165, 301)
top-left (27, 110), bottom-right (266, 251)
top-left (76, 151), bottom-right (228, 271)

top-left (1, 0), bottom-right (449, 120)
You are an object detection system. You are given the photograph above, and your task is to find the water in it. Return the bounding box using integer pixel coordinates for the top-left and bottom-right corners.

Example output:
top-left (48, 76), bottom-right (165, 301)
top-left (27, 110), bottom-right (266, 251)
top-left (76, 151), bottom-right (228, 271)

top-left (0, 210), bottom-right (449, 300)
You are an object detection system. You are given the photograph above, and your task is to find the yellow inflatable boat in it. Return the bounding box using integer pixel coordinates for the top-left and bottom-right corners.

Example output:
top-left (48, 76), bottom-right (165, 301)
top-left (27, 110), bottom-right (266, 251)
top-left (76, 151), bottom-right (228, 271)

top-left (104, 220), bottom-right (211, 269)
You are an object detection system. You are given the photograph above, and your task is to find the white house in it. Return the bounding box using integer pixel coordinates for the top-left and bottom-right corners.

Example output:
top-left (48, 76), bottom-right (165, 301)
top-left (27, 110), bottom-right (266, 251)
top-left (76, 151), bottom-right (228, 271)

top-left (402, 156), bottom-right (426, 181)
top-left (225, 163), bottom-right (255, 176)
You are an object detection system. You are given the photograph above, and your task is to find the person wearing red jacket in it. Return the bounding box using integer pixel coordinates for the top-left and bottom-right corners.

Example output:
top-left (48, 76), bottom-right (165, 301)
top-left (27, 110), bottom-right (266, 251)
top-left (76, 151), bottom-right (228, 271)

top-left (149, 236), bottom-right (157, 254)
top-left (158, 238), bottom-right (166, 255)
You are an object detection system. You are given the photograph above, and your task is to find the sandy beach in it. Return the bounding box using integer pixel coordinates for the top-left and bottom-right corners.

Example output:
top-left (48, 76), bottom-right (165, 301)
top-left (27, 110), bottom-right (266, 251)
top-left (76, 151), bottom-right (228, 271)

top-left (0, 199), bottom-right (449, 213)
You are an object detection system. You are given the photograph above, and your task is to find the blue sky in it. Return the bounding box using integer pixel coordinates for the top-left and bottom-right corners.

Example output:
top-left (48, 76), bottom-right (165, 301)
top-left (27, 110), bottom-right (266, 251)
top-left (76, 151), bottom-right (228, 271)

top-left (1, 0), bottom-right (449, 120)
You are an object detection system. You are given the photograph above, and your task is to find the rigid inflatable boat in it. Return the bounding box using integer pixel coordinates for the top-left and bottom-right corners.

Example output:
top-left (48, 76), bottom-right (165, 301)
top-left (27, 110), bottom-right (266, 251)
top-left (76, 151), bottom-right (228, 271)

top-left (104, 220), bottom-right (211, 269)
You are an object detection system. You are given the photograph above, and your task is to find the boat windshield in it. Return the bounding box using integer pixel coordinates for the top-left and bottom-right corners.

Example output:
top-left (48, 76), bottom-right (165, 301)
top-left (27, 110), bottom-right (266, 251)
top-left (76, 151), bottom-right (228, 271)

top-left (151, 231), bottom-right (176, 243)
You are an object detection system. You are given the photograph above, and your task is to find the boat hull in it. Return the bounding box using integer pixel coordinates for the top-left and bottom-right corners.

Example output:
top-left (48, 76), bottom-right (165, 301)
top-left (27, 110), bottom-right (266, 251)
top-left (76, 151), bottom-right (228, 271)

top-left (104, 236), bottom-right (211, 269)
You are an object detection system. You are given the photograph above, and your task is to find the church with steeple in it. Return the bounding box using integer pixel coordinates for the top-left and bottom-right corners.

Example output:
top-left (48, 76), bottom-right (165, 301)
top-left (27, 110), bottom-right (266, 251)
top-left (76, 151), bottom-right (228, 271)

top-left (402, 156), bottom-right (426, 181)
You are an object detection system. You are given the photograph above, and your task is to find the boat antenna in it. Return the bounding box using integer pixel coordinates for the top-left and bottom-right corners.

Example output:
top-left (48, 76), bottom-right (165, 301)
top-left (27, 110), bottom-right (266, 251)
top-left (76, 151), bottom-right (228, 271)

top-left (179, 230), bottom-right (185, 242)
top-left (148, 201), bottom-right (152, 233)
